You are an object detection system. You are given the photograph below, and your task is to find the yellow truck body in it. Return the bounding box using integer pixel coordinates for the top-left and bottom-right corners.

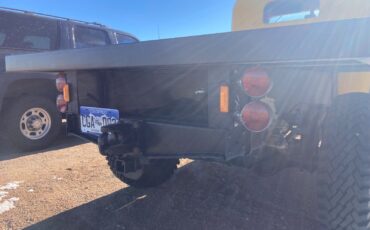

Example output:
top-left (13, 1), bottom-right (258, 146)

top-left (232, 0), bottom-right (370, 95)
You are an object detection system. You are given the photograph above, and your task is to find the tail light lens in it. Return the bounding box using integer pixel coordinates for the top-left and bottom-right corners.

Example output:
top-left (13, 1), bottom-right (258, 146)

top-left (56, 72), bottom-right (69, 113)
top-left (56, 73), bottom-right (67, 92)
top-left (240, 101), bottom-right (272, 132)
top-left (241, 67), bottom-right (272, 97)
top-left (56, 94), bottom-right (67, 113)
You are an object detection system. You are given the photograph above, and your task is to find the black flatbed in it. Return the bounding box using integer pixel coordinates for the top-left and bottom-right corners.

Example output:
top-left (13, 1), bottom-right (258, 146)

top-left (6, 17), bottom-right (370, 73)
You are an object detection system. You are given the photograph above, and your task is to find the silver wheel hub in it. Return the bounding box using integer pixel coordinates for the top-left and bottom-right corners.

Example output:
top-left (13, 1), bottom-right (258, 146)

top-left (20, 108), bottom-right (52, 140)
top-left (125, 169), bottom-right (144, 180)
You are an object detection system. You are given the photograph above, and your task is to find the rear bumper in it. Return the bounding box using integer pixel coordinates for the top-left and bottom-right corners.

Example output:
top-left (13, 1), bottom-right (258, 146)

top-left (98, 120), bottom-right (229, 160)
top-left (66, 114), bottom-right (250, 161)
top-left (140, 122), bottom-right (227, 159)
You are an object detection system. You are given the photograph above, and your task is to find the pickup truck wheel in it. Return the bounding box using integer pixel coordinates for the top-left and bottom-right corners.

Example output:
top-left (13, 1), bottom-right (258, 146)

top-left (5, 96), bottom-right (62, 151)
top-left (317, 94), bottom-right (370, 230)
top-left (107, 155), bottom-right (179, 188)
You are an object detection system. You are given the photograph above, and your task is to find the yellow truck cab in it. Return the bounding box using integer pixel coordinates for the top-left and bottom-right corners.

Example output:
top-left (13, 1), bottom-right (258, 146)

top-left (233, 0), bottom-right (370, 95)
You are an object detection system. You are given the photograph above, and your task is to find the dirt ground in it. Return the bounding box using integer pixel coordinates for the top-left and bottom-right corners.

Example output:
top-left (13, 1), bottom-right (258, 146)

top-left (0, 136), bottom-right (324, 230)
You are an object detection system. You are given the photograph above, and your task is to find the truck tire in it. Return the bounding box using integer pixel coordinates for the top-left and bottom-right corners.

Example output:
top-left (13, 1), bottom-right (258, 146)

top-left (4, 96), bottom-right (62, 151)
top-left (317, 94), bottom-right (370, 230)
top-left (107, 155), bottom-right (179, 188)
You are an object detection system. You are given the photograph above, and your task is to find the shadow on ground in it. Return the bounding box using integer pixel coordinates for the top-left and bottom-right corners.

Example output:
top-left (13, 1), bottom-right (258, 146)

top-left (25, 161), bottom-right (325, 230)
top-left (0, 135), bottom-right (86, 161)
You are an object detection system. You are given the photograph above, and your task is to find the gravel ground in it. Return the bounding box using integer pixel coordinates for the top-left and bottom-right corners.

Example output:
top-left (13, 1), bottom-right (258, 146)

top-left (0, 136), bottom-right (324, 230)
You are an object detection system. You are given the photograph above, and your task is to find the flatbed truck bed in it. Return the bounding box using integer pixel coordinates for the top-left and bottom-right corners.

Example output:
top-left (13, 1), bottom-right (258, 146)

top-left (6, 17), bottom-right (370, 72)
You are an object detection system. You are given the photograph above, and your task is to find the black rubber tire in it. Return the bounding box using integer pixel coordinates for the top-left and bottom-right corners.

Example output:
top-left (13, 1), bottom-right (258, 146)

top-left (4, 96), bottom-right (62, 152)
top-left (317, 94), bottom-right (370, 230)
top-left (107, 155), bottom-right (179, 188)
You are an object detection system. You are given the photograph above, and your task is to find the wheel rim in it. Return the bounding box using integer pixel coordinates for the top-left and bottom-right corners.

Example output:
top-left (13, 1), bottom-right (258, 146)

top-left (19, 108), bottom-right (52, 140)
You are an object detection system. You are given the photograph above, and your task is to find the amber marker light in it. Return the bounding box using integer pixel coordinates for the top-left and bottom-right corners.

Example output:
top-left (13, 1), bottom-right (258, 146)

top-left (220, 85), bottom-right (230, 113)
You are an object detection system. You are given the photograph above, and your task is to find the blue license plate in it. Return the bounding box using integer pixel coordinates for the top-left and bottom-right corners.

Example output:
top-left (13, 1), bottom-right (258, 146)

top-left (80, 106), bottom-right (119, 135)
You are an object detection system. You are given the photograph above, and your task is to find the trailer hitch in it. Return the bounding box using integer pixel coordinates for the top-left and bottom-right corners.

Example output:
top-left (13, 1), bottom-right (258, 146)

top-left (98, 120), bottom-right (145, 158)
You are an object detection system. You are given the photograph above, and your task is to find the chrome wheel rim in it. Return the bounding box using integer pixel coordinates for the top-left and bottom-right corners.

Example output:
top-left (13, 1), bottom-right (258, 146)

top-left (20, 108), bottom-right (51, 140)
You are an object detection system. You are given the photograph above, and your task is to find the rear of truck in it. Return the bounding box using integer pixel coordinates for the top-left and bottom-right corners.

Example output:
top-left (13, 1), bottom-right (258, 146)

top-left (56, 59), bottom-right (332, 176)
top-left (52, 44), bottom-right (369, 230)
top-left (5, 1), bottom-right (370, 228)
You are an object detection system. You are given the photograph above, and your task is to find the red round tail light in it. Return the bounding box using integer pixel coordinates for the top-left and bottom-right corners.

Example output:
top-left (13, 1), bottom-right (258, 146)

top-left (56, 94), bottom-right (67, 113)
top-left (240, 101), bottom-right (272, 132)
top-left (56, 73), bottom-right (67, 92)
top-left (241, 67), bottom-right (272, 97)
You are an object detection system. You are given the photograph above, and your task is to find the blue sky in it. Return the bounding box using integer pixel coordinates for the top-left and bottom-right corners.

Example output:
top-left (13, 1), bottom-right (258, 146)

top-left (0, 0), bottom-right (236, 41)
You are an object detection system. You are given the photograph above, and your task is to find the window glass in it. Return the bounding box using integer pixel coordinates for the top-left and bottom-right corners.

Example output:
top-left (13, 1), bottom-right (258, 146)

top-left (0, 32), bottom-right (5, 46)
top-left (0, 11), bottom-right (57, 50)
top-left (74, 26), bottom-right (110, 48)
top-left (264, 0), bottom-right (320, 24)
top-left (23, 35), bottom-right (51, 50)
top-left (116, 33), bottom-right (137, 44)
